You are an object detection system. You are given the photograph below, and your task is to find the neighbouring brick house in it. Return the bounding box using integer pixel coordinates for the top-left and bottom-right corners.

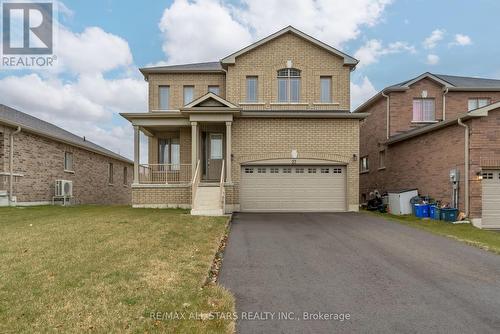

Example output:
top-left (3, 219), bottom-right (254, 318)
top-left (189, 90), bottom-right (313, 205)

top-left (355, 72), bottom-right (500, 229)
top-left (0, 105), bottom-right (133, 206)
top-left (121, 26), bottom-right (368, 215)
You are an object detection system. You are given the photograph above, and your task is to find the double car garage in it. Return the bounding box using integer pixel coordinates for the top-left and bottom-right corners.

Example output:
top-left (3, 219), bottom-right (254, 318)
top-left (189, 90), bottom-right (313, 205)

top-left (239, 164), bottom-right (347, 212)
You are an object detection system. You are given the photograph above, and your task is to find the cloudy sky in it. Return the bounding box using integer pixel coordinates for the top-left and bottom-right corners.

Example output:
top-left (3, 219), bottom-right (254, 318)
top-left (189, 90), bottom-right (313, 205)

top-left (1, 0), bottom-right (499, 160)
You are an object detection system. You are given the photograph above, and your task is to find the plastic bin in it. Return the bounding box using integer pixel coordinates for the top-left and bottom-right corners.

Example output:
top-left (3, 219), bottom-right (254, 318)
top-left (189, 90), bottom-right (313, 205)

top-left (414, 204), bottom-right (430, 218)
top-left (440, 208), bottom-right (458, 222)
top-left (429, 205), bottom-right (441, 220)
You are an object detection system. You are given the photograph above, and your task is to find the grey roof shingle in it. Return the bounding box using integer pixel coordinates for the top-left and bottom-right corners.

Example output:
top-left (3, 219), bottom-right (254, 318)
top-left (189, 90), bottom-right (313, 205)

top-left (433, 74), bottom-right (500, 88)
top-left (0, 105), bottom-right (132, 163)
top-left (140, 61), bottom-right (224, 74)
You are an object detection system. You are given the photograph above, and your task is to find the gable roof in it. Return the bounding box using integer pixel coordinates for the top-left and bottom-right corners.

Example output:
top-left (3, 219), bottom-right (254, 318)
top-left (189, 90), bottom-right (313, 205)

top-left (0, 105), bottom-right (132, 164)
top-left (354, 72), bottom-right (500, 113)
top-left (139, 26), bottom-right (358, 78)
top-left (183, 92), bottom-right (239, 109)
top-left (221, 26), bottom-right (358, 67)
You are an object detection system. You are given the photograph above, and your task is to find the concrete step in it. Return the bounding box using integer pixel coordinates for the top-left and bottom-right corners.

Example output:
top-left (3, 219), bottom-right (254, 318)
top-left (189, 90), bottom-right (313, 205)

top-left (190, 209), bottom-right (224, 216)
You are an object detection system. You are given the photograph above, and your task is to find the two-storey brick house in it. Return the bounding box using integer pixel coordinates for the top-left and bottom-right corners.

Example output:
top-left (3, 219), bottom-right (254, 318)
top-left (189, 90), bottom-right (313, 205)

top-left (121, 26), bottom-right (368, 215)
top-left (356, 72), bottom-right (500, 229)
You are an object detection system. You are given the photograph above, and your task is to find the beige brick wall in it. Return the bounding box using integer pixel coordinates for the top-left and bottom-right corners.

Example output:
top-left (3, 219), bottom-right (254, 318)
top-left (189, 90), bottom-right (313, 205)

top-left (131, 186), bottom-right (191, 208)
top-left (226, 32), bottom-right (351, 111)
top-left (230, 118), bottom-right (360, 210)
top-left (0, 126), bottom-right (132, 204)
top-left (148, 73), bottom-right (226, 111)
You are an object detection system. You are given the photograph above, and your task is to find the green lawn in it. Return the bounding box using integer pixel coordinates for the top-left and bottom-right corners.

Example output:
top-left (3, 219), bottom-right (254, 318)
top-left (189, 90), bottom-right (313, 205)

top-left (364, 210), bottom-right (500, 255)
top-left (0, 206), bottom-right (234, 334)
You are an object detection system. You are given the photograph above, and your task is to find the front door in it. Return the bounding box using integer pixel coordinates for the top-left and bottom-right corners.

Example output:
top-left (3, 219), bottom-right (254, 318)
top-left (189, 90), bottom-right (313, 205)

top-left (207, 133), bottom-right (223, 180)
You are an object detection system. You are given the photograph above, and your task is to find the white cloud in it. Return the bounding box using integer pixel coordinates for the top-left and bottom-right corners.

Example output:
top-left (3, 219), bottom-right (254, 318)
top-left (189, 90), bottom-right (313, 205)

top-left (451, 33), bottom-right (472, 46)
top-left (57, 26), bottom-right (133, 74)
top-left (0, 20), bottom-right (146, 159)
top-left (354, 39), bottom-right (415, 68)
top-left (159, 0), bottom-right (253, 64)
top-left (158, 0), bottom-right (393, 64)
top-left (426, 54), bottom-right (440, 65)
top-left (423, 29), bottom-right (445, 49)
top-left (351, 76), bottom-right (377, 109)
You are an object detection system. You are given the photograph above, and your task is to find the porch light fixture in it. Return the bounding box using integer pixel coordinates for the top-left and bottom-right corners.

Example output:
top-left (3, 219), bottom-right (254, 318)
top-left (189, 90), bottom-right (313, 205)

top-left (476, 171), bottom-right (483, 180)
top-left (353, 154), bottom-right (357, 161)
top-left (291, 149), bottom-right (298, 159)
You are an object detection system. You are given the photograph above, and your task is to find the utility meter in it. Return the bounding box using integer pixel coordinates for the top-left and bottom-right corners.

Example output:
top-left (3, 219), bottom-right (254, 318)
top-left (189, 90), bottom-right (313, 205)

top-left (449, 169), bottom-right (460, 183)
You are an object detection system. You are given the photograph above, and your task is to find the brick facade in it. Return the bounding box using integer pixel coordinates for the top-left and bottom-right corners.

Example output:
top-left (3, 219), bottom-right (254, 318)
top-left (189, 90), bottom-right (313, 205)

top-left (0, 125), bottom-right (132, 205)
top-left (226, 32), bottom-right (351, 111)
top-left (132, 30), bottom-right (361, 211)
top-left (359, 75), bottom-right (500, 219)
top-left (131, 186), bottom-right (190, 208)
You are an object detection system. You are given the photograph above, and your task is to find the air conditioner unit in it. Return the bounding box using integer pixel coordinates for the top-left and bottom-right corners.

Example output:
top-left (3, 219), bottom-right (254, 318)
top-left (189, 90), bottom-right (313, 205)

top-left (55, 180), bottom-right (73, 197)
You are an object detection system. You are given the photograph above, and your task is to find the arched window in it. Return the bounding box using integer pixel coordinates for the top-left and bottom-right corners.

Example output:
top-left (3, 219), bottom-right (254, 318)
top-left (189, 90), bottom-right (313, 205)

top-left (277, 68), bottom-right (301, 102)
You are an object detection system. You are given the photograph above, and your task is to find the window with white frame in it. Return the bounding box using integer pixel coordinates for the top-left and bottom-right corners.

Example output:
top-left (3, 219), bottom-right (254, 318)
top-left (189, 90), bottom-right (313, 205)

top-left (159, 138), bottom-right (180, 170)
top-left (64, 152), bottom-right (73, 171)
top-left (278, 68), bottom-right (300, 102)
top-left (208, 85), bottom-right (220, 95)
top-left (468, 98), bottom-right (490, 111)
top-left (246, 76), bottom-right (258, 102)
top-left (159, 86), bottom-right (169, 110)
top-left (413, 98), bottom-right (435, 122)
top-left (320, 76), bottom-right (332, 103)
top-left (360, 156), bottom-right (369, 172)
top-left (183, 86), bottom-right (194, 105)
top-left (108, 163), bottom-right (114, 184)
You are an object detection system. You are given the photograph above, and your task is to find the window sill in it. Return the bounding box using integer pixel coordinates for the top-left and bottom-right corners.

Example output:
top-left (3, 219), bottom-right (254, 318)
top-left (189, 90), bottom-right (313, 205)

top-left (108, 183), bottom-right (114, 186)
top-left (270, 102), bottom-right (309, 106)
top-left (411, 120), bottom-right (439, 124)
top-left (64, 170), bottom-right (75, 174)
top-left (360, 170), bottom-right (370, 174)
top-left (313, 102), bottom-right (340, 106)
top-left (378, 167), bottom-right (386, 171)
top-left (239, 102), bottom-right (265, 105)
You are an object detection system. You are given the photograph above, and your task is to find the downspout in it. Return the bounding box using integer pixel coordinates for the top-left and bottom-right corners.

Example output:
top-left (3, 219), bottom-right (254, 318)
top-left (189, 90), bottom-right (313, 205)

top-left (442, 87), bottom-right (449, 120)
top-left (457, 118), bottom-right (469, 217)
top-left (9, 126), bottom-right (21, 205)
top-left (382, 91), bottom-right (390, 139)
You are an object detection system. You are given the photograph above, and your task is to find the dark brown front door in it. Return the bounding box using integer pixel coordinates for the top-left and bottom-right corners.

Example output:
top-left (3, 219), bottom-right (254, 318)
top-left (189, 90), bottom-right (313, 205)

top-left (207, 133), bottom-right (223, 180)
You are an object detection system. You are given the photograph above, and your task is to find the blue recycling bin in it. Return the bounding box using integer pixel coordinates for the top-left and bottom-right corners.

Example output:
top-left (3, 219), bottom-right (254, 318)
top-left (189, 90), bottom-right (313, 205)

top-left (440, 208), bottom-right (458, 222)
top-left (414, 204), bottom-right (430, 218)
top-left (429, 205), bottom-right (441, 220)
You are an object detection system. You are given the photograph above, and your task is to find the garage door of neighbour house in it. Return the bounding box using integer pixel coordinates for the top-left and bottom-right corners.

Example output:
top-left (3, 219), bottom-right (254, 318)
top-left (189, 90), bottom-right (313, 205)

top-left (481, 170), bottom-right (500, 228)
top-left (240, 165), bottom-right (347, 212)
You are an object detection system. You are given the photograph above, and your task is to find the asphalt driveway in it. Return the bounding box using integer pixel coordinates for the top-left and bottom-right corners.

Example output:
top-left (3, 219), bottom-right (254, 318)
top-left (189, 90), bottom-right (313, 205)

top-left (219, 212), bottom-right (500, 334)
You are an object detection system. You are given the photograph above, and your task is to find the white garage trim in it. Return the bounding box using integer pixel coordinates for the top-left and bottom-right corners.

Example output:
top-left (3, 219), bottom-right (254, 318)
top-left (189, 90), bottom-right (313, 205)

top-left (240, 164), bottom-right (347, 212)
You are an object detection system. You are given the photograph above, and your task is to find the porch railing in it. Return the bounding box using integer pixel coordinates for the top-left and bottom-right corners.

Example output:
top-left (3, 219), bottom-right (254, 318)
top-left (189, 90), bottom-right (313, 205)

top-left (219, 160), bottom-right (226, 213)
top-left (138, 164), bottom-right (191, 184)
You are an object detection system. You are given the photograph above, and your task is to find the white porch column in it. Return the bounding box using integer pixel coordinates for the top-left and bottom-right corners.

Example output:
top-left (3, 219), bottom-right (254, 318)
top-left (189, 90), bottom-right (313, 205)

top-left (133, 125), bottom-right (140, 184)
top-left (225, 121), bottom-right (232, 183)
top-left (191, 122), bottom-right (198, 174)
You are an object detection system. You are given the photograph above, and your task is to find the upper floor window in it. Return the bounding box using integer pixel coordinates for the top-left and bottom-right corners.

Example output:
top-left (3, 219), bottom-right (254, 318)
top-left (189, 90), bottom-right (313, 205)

top-left (208, 85), bottom-right (220, 95)
top-left (413, 98), bottom-right (435, 122)
top-left (468, 98), bottom-right (490, 111)
top-left (320, 76), bottom-right (332, 103)
top-left (64, 152), bottom-right (73, 171)
top-left (278, 68), bottom-right (300, 103)
top-left (360, 156), bottom-right (369, 172)
top-left (159, 86), bottom-right (169, 110)
top-left (183, 86), bottom-right (194, 105)
top-left (246, 76), bottom-right (258, 102)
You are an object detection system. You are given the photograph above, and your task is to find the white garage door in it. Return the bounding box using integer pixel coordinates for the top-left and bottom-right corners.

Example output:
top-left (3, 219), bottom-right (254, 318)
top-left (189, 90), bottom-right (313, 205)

top-left (240, 165), bottom-right (346, 212)
top-left (481, 170), bottom-right (500, 228)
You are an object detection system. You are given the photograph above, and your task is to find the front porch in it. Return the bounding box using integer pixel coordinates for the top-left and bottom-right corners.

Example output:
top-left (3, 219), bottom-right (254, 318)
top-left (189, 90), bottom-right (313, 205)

top-left (122, 93), bottom-right (240, 215)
